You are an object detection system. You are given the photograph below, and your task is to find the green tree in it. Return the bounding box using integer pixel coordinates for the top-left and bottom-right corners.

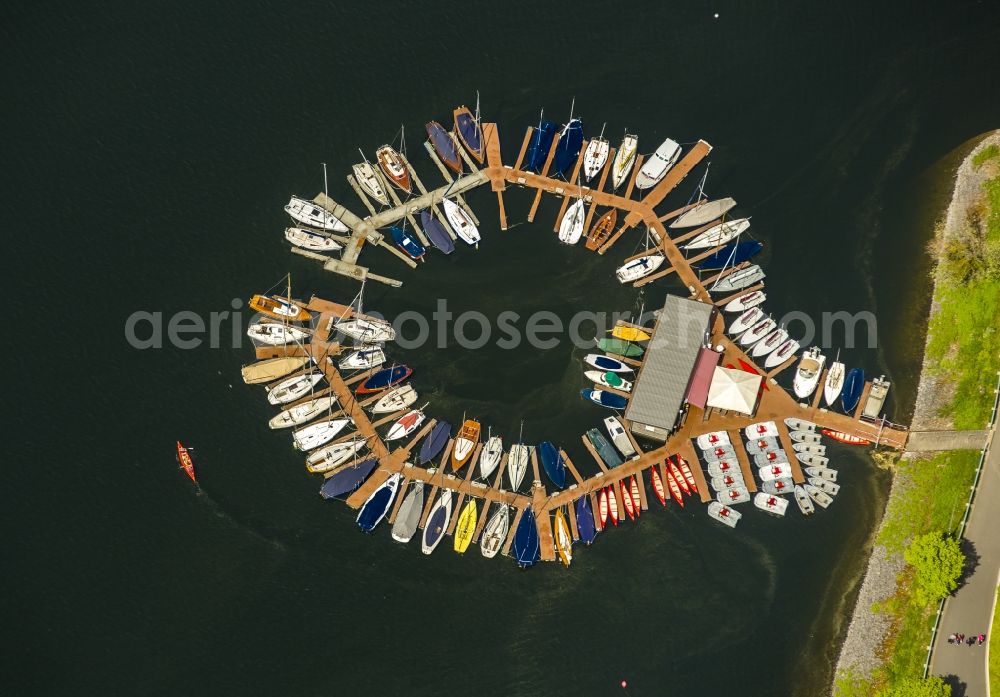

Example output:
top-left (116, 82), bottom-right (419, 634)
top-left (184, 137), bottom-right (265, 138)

top-left (904, 531), bottom-right (965, 606)
top-left (878, 675), bottom-right (951, 697)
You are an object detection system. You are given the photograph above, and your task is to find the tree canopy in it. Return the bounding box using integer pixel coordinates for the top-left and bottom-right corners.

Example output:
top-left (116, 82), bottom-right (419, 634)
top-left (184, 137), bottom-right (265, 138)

top-left (878, 675), bottom-right (951, 697)
top-left (904, 531), bottom-right (965, 606)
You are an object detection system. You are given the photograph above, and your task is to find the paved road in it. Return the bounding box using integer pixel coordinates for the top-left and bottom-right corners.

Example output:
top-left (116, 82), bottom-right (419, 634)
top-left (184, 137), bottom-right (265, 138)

top-left (929, 425), bottom-right (1000, 696)
top-left (907, 430), bottom-right (990, 452)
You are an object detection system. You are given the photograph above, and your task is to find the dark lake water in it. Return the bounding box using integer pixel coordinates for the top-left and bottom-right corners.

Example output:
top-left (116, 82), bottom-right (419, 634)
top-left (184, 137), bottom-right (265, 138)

top-left (5, 1), bottom-right (999, 695)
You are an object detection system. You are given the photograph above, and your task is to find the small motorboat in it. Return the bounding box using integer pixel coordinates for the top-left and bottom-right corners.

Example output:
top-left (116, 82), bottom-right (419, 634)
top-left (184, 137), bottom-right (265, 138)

top-left (247, 320), bottom-right (311, 346)
top-left (352, 161), bottom-right (389, 206)
top-left (863, 375), bottom-right (892, 419)
top-left (450, 419), bottom-right (481, 471)
top-left (794, 443), bottom-right (827, 455)
top-left (762, 477), bottom-right (794, 496)
top-left (707, 459), bottom-right (739, 478)
top-left (611, 133), bottom-right (638, 189)
top-left (754, 493), bottom-right (788, 517)
top-left (507, 443), bottom-right (530, 491)
top-left (267, 371), bottom-right (323, 405)
top-left (739, 317), bottom-right (776, 347)
top-left (583, 135), bottom-right (610, 181)
top-left (842, 368), bottom-right (865, 413)
top-left (723, 290), bottom-right (766, 313)
top-left (425, 121), bottom-right (463, 174)
top-left (619, 480), bottom-right (637, 521)
top-left (824, 358), bottom-right (846, 407)
top-left (538, 441), bottom-right (566, 489)
top-left (678, 459), bottom-right (699, 493)
top-left (375, 144), bottom-right (412, 193)
top-left (269, 396), bottom-right (337, 429)
top-left (597, 337), bottom-right (644, 357)
top-left (604, 416), bottom-right (637, 458)
top-left (355, 365), bottom-right (412, 395)
top-left (794, 485), bottom-right (815, 515)
top-left (730, 307), bottom-right (764, 335)
top-left (241, 356), bottom-right (312, 385)
top-left (610, 325), bottom-right (650, 342)
top-left (453, 499), bottom-right (478, 554)
top-left (616, 254), bottom-right (666, 284)
top-left (479, 435), bottom-right (504, 479)
top-left (581, 389), bottom-right (628, 410)
top-left (553, 509), bottom-right (573, 567)
top-left (744, 421), bottom-right (778, 439)
top-left (682, 218), bottom-right (751, 250)
top-left (717, 486), bottom-right (750, 505)
top-left (804, 484), bottom-right (833, 509)
top-left (176, 441), bottom-right (196, 482)
top-left (512, 507), bottom-right (541, 568)
top-left (585, 370), bottom-right (633, 393)
top-left (292, 416), bottom-right (353, 451)
top-left (758, 463), bottom-right (791, 481)
top-left (385, 408), bottom-right (426, 441)
top-left (821, 429), bottom-right (871, 446)
top-left (552, 118), bottom-right (584, 177)
top-left (338, 346), bottom-right (386, 371)
top-left (421, 491), bottom-right (453, 555)
top-left (792, 347), bottom-right (826, 400)
top-left (480, 505), bottom-right (510, 559)
top-left (650, 467), bottom-right (667, 505)
top-left (751, 327), bottom-right (789, 358)
top-left (707, 501), bottom-right (742, 528)
top-left (306, 437), bottom-right (367, 473)
top-left (585, 209), bottom-right (617, 251)
top-left (696, 431), bottom-right (731, 450)
top-left (808, 478), bottom-right (841, 496)
top-left (784, 418), bottom-right (816, 432)
top-left (668, 459), bottom-right (691, 496)
top-left (558, 198), bottom-right (586, 245)
top-left (635, 138), bottom-right (681, 190)
top-left (744, 437), bottom-right (779, 454)
top-left (704, 445), bottom-right (737, 462)
top-left (795, 452), bottom-right (830, 468)
top-left (285, 196), bottom-right (349, 232)
top-left (790, 431), bottom-right (822, 444)
top-left (607, 484), bottom-right (621, 523)
top-left (371, 385), bottom-right (418, 415)
top-left (694, 239), bottom-right (762, 270)
top-left (389, 225), bottom-right (426, 261)
top-left (805, 466), bottom-right (838, 482)
top-left (335, 317), bottom-right (396, 343)
top-left (584, 354), bottom-right (634, 373)
top-left (524, 119), bottom-right (559, 173)
top-left (764, 338), bottom-right (801, 369)
top-left (711, 474), bottom-right (744, 492)
top-left (586, 428), bottom-right (624, 469)
top-left (249, 294), bottom-right (312, 323)
top-left (442, 198), bottom-right (481, 246)
top-left (390, 482), bottom-right (425, 543)
top-left (453, 104), bottom-right (484, 164)
top-left (417, 420), bottom-right (451, 465)
top-left (319, 458), bottom-right (378, 499)
top-left (598, 487), bottom-right (610, 527)
top-left (284, 226), bottom-right (342, 252)
top-left (669, 197), bottom-right (738, 229)
top-left (709, 264), bottom-right (766, 294)
top-left (575, 496), bottom-right (597, 545)
top-left (754, 451), bottom-right (788, 467)
top-left (420, 209), bottom-right (455, 255)
top-left (356, 473), bottom-right (400, 532)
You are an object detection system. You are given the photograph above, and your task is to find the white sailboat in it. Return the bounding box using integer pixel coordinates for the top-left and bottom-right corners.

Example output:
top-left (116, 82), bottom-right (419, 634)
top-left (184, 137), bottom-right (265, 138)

top-left (670, 197), bottom-right (738, 229)
top-left (681, 218), bottom-right (751, 250)
top-left (370, 385), bottom-right (417, 414)
top-left (292, 416), bottom-right (353, 451)
top-left (611, 132), bottom-right (638, 189)
top-left (353, 149), bottom-right (389, 205)
top-left (583, 123), bottom-right (609, 182)
top-left (305, 437), bottom-right (367, 473)
top-left (507, 423), bottom-right (529, 491)
top-left (337, 346), bottom-right (386, 371)
top-left (284, 195), bottom-right (349, 232)
top-left (479, 504), bottom-right (510, 559)
top-left (635, 138), bottom-right (681, 190)
top-left (824, 353), bottom-right (846, 406)
top-left (268, 395), bottom-right (337, 429)
top-left (479, 433), bottom-right (503, 479)
top-left (559, 175), bottom-right (586, 245)
top-left (246, 320), bottom-right (310, 346)
top-left (442, 198), bottom-right (481, 246)
top-left (266, 371), bottom-right (323, 405)
top-left (616, 253), bottom-right (665, 283)
top-left (710, 264), bottom-right (766, 294)
top-left (284, 226), bottom-right (343, 252)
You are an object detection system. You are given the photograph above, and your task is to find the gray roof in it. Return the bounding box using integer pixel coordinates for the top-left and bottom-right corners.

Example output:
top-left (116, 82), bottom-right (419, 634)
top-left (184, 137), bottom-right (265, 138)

top-left (625, 295), bottom-right (714, 431)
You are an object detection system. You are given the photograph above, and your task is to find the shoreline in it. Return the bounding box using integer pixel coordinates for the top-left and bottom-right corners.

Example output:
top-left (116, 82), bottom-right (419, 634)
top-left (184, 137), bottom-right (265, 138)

top-left (831, 130), bottom-right (1000, 691)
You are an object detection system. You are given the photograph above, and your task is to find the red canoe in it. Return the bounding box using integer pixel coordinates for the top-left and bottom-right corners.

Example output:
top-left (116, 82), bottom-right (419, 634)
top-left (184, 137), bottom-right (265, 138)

top-left (630, 475), bottom-right (642, 517)
top-left (176, 441), bottom-right (196, 482)
top-left (666, 469), bottom-right (685, 507)
top-left (607, 486), bottom-right (620, 525)
top-left (821, 428), bottom-right (871, 445)
top-left (669, 459), bottom-right (691, 496)
top-left (620, 480), bottom-right (636, 521)
top-left (678, 458), bottom-right (699, 494)
top-left (598, 488), bottom-right (609, 528)
top-left (650, 467), bottom-right (667, 505)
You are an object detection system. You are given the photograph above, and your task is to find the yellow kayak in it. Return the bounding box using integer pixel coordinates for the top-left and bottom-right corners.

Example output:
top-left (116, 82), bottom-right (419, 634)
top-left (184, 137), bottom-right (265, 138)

top-left (554, 509), bottom-right (573, 567)
top-left (453, 499), bottom-right (478, 553)
top-left (610, 326), bottom-right (650, 342)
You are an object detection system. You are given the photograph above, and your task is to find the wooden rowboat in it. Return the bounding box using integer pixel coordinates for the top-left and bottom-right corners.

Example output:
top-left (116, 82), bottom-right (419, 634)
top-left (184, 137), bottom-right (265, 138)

top-left (650, 467), bottom-right (667, 505)
top-left (375, 145), bottom-right (411, 193)
top-left (585, 209), bottom-right (618, 251)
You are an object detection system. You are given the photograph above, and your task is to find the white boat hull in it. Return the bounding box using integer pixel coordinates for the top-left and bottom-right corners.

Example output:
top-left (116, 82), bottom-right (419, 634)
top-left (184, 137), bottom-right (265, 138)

top-left (616, 254), bottom-right (665, 283)
top-left (267, 371), bottom-right (323, 405)
top-left (670, 197), bottom-right (738, 229)
top-left (753, 493), bottom-right (788, 516)
top-left (480, 505), bottom-right (510, 559)
top-left (285, 196), bottom-right (349, 232)
top-left (293, 417), bottom-right (353, 451)
top-left (682, 218), bottom-right (750, 250)
top-left (559, 199), bottom-right (586, 245)
top-left (583, 138), bottom-right (609, 181)
top-left (370, 385), bottom-right (417, 414)
top-left (723, 290), bottom-right (766, 313)
top-left (507, 444), bottom-right (529, 490)
top-left (285, 226), bottom-right (343, 252)
top-left (635, 138), bottom-right (681, 190)
top-left (479, 436), bottom-right (503, 479)
top-left (611, 134), bottom-right (638, 189)
top-left (306, 437), bottom-right (366, 472)
top-left (335, 317), bottom-right (396, 343)
top-left (268, 395), bottom-right (337, 429)
top-left (442, 198), bottom-right (481, 245)
top-left (338, 347), bottom-right (386, 371)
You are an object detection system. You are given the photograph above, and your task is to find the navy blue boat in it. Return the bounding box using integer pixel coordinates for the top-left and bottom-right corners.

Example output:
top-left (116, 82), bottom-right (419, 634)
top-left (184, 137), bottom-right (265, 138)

top-left (524, 120), bottom-right (558, 173)
top-left (420, 210), bottom-right (455, 255)
top-left (588, 355), bottom-right (633, 373)
top-left (453, 106), bottom-right (484, 163)
top-left (538, 441), bottom-right (566, 489)
top-left (418, 421), bottom-right (452, 465)
top-left (575, 496), bottom-right (597, 545)
top-left (319, 458), bottom-right (378, 499)
top-left (425, 121), bottom-right (463, 174)
top-left (389, 226), bottom-right (426, 261)
top-left (581, 388), bottom-right (628, 410)
top-left (513, 507), bottom-right (540, 568)
top-left (356, 473), bottom-right (400, 532)
top-left (842, 368), bottom-right (865, 413)
top-left (694, 240), bottom-right (764, 270)
top-left (552, 118), bottom-right (584, 177)
top-left (356, 365), bottom-right (412, 394)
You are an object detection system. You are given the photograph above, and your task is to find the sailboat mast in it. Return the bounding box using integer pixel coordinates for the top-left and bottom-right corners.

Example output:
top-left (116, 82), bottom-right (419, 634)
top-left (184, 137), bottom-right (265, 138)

top-left (474, 90), bottom-right (481, 125)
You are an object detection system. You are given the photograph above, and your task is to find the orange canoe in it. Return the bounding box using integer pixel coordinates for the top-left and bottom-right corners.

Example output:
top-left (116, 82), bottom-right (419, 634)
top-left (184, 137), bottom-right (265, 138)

top-left (607, 486), bottom-right (619, 525)
top-left (669, 459), bottom-right (691, 496)
top-left (620, 480), bottom-right (636, 521)
top-left (629, 475), bottom-right (642, 516)
top-left (650, 467), bottom-right (667, 505)
top-left (598, 488), bottom-right (609, 528)
top-left (666, 468), bottom-right (684, 507)
top-left (678, 458), bottom-right (699, 494)
top-left (176, 441), bottom-right (196, 482)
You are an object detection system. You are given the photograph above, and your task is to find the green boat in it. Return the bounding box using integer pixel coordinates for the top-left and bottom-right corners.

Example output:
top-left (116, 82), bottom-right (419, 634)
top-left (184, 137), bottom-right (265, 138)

top-left (597, 337), bottom-right (645, 358)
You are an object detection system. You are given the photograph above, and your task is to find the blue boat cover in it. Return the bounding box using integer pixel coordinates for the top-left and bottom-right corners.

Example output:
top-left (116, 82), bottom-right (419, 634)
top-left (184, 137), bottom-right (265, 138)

top-left (424, 504), bottom-right (448, 548)
top-left (455, 111), bottom-right (482, 154)
top-left (593, 355), bottom-right (628, 372)
top-left (420, 210), bottom-right (455, 254)
top-left (694, 240), bottom-right (763, 270)
top-left (390, 226), bottom-right (425, 260)
top-left (426, 122), bottom-right (462, 171)
top-left (587, 428), bottom-right (624, 469)
top-left (575, 496), bottom-right (597, 545)
top-left (552, 119), bottom-right (584, 176)
top-left (513, 507), bottom-right (540, 568)
top-left (360, 365), bottom-right (411, 391)
top-left (320, 459), bottom-right (378, 499)
top-left (418, 421), bottom-right (452, 465)
top-left (357, 481), bottom-right (396, 532)
top-left (842, 368), bottom-right (865, 413)
top-left (538, 441), bottom-right (566, 489)
top-left (525, 120), bottom-right (558, 173)
top-left (581, 389), bottom-right (628, 410)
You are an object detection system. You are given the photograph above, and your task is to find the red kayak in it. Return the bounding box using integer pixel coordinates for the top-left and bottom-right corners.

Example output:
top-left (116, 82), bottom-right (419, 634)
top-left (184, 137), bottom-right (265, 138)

top-left (176, 441), bottom-right (196, 482)
top-left (678, 458), bottom-right (698, 494)
top-left (629, 475), bottom-right (642, 517)
top-left (620, 480), bottom-right (636, 521)
top-left (669, 459), bottom-right (691, 496)
top-left (821, 429), bottom-right (871, 446)
top-left (607, 486), bottom-right (620, 526)
top-left (598, 488), bottom-right (609, 528)
top-left (650, 467), bottom-right (667, 505)
top-left (666, 468), bottom-right (685, 507)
